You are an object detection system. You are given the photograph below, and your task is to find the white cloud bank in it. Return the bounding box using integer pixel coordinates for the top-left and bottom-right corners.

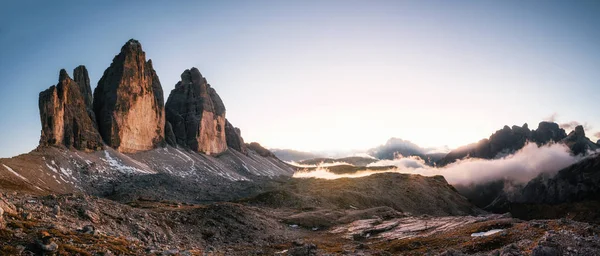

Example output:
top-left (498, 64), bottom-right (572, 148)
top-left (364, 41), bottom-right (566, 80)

top-left (294, 143), bottom-right (592, 186)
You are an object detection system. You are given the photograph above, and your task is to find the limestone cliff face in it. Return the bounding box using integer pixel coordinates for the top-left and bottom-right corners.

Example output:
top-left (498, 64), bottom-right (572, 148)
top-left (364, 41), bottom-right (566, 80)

top-left (225, 119), bottom-right (247, 154)
top-left (165, 68), bottom-right (227, 155)
top-left (39, 69), bottom-right (103, 150)
top-left (93, 39), bottom-right (165, 153)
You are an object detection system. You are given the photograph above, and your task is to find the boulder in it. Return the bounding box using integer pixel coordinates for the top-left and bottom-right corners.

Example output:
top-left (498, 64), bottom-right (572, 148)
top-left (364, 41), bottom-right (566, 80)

top-left (93, 39), bottom-right (165, 153)
top-left (39, 69), bottom-right (103, 150)
top-left (165, 68), bottom-right (227, 155)
top-left (0, 197), bottom-right (17, 216)
top-left (225, 119), bottom-right (246, 154)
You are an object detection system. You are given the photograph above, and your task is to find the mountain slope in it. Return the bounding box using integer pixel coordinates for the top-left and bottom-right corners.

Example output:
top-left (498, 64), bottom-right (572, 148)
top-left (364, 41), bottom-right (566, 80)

top-left (245, 173), bottom-right (482, 216)
top-left (0, 146), bottom-right (293, 197)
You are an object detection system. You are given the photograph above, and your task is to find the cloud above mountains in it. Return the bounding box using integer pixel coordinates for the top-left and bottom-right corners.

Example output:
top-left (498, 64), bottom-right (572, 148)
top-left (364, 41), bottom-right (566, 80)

top-left (544, 113), bottom-right (593, 133)
top-left (559, 121), bottom-right (592, 132)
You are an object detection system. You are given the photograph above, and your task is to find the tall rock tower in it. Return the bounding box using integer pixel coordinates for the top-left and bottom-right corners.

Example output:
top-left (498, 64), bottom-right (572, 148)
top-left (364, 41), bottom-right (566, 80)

top-left (39, 68), bottom-right (103, 150)
top-left (165, 68), bottom-right (227, 155)
top-left (93, 39), bottom-right (165, 153)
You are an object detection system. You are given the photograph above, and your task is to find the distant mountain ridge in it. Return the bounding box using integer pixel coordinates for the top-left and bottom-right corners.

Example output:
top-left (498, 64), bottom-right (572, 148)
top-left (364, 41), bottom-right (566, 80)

top-left (450, 122), bottom-right (599, 216)
top-left (366, 138), bottom-right (448, 165)
top-left (439, 122), bottom-right (598, 166)
top-left (271, 149), bottom-right (324, 162)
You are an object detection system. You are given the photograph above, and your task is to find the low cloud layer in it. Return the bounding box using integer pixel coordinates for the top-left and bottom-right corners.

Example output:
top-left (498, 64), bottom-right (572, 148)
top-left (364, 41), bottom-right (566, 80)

top-left (287, 161), bottom-right (353, 168)
top-left (295, 143), bottom-right (589, 186)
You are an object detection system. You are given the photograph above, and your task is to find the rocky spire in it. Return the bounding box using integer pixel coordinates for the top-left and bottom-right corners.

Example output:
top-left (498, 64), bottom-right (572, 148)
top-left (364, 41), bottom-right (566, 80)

top-left (73, 65), bottom-right (98, 125)
top-left (225, 119), bottom-right (247, 154)
top-left (39, 69), bottom-right (103, 150)
top-left (93, 39), bottom-right (166, 153)
top-left (73, 65), bottom-right (92, 110)
top-left (165, 68), bottom-right (227, 155)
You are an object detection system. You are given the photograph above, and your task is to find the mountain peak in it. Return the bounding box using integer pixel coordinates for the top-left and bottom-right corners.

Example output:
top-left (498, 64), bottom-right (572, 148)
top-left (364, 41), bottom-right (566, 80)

top-left (93, 39), bottom-right (165, 153)
top-left (574, 125), bottom-right (585, 137)
top-left (39, 67), bottom-right (103, 150)
top-left (73, 65), bottom-right (93, 110)
top-left (58, 69), bottom-right (70, 82)
top-left (122, 38), bottom-right (142, 51)
top-left (165, 68), bottom-right (227, 154)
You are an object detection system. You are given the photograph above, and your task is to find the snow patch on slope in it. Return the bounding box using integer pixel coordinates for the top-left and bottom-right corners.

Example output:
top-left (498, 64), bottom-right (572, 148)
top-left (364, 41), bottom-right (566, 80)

top-left (3, 164), bottom-right (29, 181)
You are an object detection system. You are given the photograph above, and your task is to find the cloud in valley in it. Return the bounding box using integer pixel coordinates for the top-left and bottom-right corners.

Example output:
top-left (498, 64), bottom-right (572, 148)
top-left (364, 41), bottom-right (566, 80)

top-left (287, 161), bottom-right (353, 168)
top-left (295, 143), bottom-right (589, 186)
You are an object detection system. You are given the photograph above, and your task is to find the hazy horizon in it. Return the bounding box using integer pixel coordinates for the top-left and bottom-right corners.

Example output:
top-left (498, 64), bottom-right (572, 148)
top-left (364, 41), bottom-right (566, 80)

top-left (1, 1), bottom-right (600, 157)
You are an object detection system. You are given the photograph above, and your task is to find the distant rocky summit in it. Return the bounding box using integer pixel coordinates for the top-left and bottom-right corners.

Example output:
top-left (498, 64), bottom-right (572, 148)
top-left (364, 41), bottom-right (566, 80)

top-left (93, 39), bottom-right (165, 153)
top-left (439, 122), bottom-right (596, 165)
top-left (561, 125), bottom-right (599, 155)
top-left (368, 138), bottom-right (426, 160)
top-left (271, 149), bottom-right (323, 162)
top-left (165, 68), bottom-right (227, 155)
top-left (367, 138), bottom-right (446, 165)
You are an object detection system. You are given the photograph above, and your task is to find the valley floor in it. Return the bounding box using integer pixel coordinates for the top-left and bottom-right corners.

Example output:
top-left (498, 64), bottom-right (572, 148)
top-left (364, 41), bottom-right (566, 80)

top-left (1, 190), bottom-right (599, 256)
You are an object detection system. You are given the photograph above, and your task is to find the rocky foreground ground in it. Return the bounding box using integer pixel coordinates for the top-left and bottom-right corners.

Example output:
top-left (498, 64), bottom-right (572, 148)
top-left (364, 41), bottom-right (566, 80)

top-left (1, 174), bottom-right (600, 256)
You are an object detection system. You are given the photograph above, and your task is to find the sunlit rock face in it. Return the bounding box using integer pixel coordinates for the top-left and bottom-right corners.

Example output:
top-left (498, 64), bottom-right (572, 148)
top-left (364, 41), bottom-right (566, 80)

top-left (165, 68), bottom-right (227, 155)
top-left (39, 69), bottom-right (103, 150)
top-left (93, 39), bottom-right (165, 153)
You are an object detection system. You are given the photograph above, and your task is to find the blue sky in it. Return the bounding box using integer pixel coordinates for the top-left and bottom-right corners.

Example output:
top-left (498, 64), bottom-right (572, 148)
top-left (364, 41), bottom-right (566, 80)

top-left (1, 1), bottom-right (599, 157)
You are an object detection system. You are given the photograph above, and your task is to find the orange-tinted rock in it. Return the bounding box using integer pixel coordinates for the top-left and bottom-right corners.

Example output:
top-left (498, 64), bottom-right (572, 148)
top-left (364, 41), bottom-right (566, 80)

top-left (39, 69), bottom-right (103, 150)
top-left (165, 68), bottom-right (227, 155)
top-left (93, 39), bottom-right (165, 153)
